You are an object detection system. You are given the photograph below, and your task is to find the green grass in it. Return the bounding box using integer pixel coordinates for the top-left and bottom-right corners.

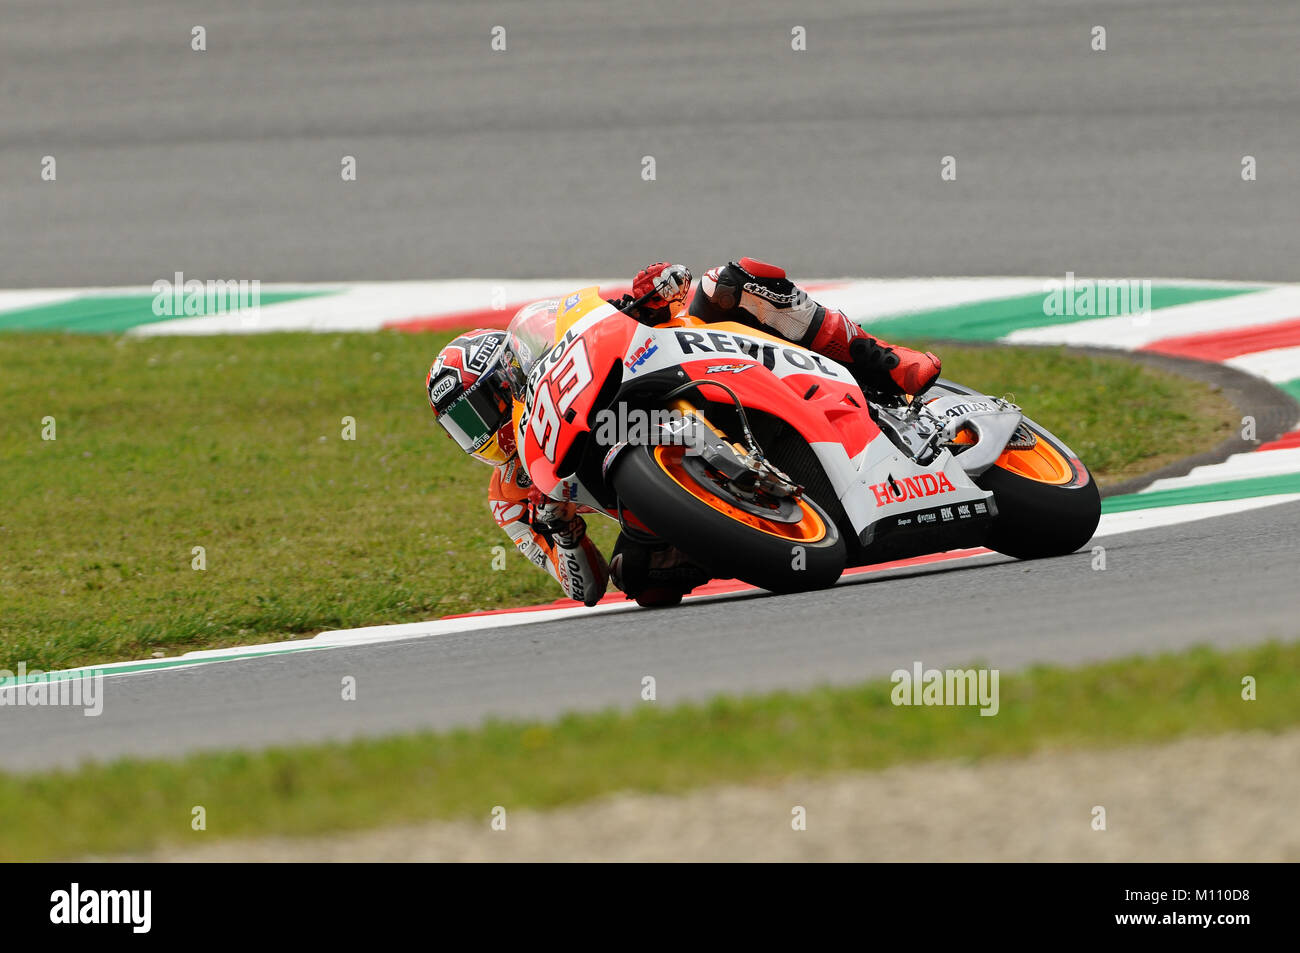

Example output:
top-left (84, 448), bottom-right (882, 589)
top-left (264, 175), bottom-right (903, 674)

top-left (0, 332), bottom-right (1234, 670)
top-left (3, 640), bottom-right (1295, 861)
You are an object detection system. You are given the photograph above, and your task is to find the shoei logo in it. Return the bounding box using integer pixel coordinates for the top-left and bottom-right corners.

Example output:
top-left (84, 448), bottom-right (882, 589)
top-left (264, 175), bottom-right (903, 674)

top-left (429, 374), bottom-right (456, 405)
top-left (624, 337), bottom-right (659, 374)
top-left (870, 472), bottom-right (957, 507)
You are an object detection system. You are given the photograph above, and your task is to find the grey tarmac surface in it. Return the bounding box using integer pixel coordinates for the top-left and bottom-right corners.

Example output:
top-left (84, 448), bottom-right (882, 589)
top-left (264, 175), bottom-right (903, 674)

top-left (2, 0), bottom-right (1299, 286)
top-left (3, 501), bottom-right (1297, 773)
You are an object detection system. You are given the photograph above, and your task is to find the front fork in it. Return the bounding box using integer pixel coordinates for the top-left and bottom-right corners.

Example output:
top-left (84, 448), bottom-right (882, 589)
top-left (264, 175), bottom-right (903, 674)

top-left (667, 397), bottom-right (798, 499)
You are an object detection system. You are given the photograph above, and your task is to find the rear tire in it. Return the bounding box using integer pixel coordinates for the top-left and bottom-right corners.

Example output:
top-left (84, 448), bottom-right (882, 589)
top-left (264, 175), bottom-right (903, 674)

top-left (975, 425), bottom-right (1101, 559)
top-left (609, 444), bottom-right (846, 593)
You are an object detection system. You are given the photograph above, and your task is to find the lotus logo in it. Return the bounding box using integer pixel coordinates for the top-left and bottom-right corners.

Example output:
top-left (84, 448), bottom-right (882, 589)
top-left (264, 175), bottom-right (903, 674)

top-left (466, 333), bottom-right (505, 373)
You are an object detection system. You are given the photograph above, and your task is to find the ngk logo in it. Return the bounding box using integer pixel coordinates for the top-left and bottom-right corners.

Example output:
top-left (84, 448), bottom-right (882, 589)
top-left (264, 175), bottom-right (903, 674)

top-left (870, 472), bottom-right (957, 507)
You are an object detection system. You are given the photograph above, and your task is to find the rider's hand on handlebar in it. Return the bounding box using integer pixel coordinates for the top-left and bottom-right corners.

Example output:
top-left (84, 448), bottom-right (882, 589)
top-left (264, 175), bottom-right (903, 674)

top-left (632, 262), bottom-right (692, 314)
top-left (528, 488), bottom-right (583, 544)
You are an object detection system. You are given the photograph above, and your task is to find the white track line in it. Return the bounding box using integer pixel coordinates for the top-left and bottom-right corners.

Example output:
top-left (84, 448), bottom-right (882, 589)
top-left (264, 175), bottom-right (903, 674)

top-left (1226, 344), bottom-right (1300, 384)
top-left (0, 290), bottom-right (86, 313)
top-left (1005, 284), bottom-right (1300, 349)
top-left (1141, 448), bottom-right (1300, 493)
top-left (127, 280), bottom-right (620, 336)
top-left (1091, 494), bottom-right (1300, 536)
top-left (814, 277), bottom-right (1049, 321)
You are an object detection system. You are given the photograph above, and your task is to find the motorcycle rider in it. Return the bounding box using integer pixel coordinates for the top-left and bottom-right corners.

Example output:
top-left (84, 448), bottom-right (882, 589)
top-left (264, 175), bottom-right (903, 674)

top-left (425, 258), bottom-right (941, 608)
top-left (612, 259), bottom-right (941, 395)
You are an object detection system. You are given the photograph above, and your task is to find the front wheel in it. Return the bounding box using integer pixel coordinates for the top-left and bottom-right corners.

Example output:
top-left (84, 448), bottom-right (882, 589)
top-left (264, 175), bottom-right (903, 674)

top-left (609, 444), bottom-right (846, 593)
top-left (974, 421), bottom-right (1101, 559)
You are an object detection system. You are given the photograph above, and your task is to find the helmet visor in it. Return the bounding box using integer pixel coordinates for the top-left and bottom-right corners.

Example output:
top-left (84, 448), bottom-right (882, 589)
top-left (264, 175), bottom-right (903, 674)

top-left (436, 378), bottom-right (510, 456)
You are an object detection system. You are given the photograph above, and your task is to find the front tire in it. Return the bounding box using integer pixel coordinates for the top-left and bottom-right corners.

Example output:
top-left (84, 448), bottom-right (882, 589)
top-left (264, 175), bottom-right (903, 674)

top-left (609, 444), bottom-right (846, 593)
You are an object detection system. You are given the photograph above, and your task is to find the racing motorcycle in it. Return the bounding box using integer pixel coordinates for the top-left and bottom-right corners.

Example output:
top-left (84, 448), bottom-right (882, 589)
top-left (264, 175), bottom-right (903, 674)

top-left (502, 286), bottom-right (1101, 594)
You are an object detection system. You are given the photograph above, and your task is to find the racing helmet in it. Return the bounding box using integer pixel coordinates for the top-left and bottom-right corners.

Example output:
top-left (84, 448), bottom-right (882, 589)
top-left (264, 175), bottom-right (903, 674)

top-left (426, 329), bottom-right (517, 466)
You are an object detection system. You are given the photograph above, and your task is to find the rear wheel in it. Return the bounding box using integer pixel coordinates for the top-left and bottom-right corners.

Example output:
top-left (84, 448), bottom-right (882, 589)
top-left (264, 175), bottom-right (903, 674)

top-left (974, 422), bottom-right (1101, 559)
top-left (609, 443), bottom-right (846, 593)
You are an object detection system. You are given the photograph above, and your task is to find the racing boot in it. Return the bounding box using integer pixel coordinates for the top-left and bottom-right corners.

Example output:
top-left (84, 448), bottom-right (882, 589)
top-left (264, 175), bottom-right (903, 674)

top-left (818, 314), bottom-right (943, 397)
top-left (691, 257), bottom-right (941, 396)
top-left (609, 534), bottom-right (710, 608)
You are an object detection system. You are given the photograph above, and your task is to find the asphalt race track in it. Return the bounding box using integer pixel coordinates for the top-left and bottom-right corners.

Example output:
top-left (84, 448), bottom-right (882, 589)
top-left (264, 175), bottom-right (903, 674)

top-left (3, 0), bottom-right (1299, 285)
top-left (3, 1), bottom-right (1299, 770)
top-left (3, 504), bottom-right (1297, 772)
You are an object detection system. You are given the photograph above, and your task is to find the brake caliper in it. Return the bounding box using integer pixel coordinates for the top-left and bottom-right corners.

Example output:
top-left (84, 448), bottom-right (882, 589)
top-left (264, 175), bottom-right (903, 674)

top-left (666, 412), bottom-right (799, 501)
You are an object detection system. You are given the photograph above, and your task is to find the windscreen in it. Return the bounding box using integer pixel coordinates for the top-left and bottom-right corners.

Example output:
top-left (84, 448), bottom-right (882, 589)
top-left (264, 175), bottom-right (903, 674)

top-left (503, 298), bottom-right (560, 391)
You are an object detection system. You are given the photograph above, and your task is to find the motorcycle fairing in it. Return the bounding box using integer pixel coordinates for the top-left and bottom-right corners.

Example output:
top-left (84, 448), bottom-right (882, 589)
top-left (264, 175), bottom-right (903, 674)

top-left (513, 298), bottom-right (998, 552)
top-left (613, 322), bottom-right (996, 548)
top-left (621, 322), bottom-right (877, 456)
top-left (826, 435), bottom-right (995, 547)
top-left (514, 296), bottom-right (639, 494)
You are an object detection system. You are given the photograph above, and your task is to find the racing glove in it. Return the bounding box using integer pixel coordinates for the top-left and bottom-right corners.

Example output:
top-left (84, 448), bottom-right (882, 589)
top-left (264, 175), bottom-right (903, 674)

top-left (530, 491), bottom-right (583, 544)
top-left (609, 262), bottom-right (693, 323)
top-left (527, 489), bottom-right (608, 605)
